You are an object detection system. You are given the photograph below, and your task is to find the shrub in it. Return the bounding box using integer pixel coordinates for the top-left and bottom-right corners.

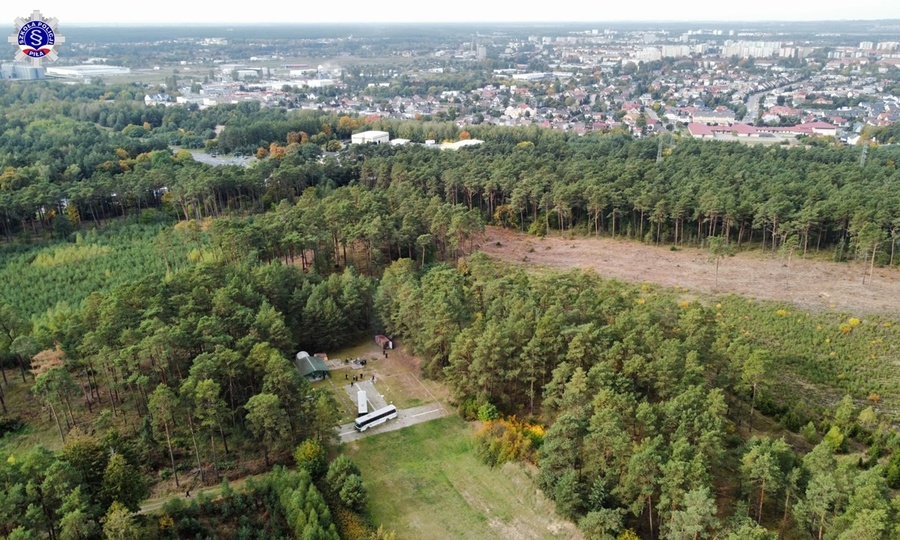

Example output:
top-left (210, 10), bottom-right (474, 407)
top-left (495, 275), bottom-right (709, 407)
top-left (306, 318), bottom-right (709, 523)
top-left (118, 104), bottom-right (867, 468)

top-left (338, 474), bottom-right (368, 512)
top-left (294, 439), bottom-right (327, 480)
top-left (332, 505), bottom-right (371, 540)
top-left (823, 426), bottom-right (845, 453)
top-left (886, 450), bottom-right (900, 488)
top-left (527, 217), bottom-right (547, 236)
top-left (195, 491), bottom-right (215, 514)
top-left (176, 516), bottom-right (206, 537)
top-left (579, 508), bottom-right (623, 540)
top-left (474, 417), bottom-right (543, 466)
top-left (137, 208), bottom-right (173, 225)
top-left (0, 416), bottom-right (24, 437)
top-left (457, 398), bottom-right (479, 421)
top-left (477, 403), bottom-right (500, 421)
top-left (326, 456), bottom-right (361, 492)
top-left (162, 496), bottom-right (188, 516)
top-left (801, 421), bottom-right (818, 443)
top-left (779, 402), bottom-right (812, 432)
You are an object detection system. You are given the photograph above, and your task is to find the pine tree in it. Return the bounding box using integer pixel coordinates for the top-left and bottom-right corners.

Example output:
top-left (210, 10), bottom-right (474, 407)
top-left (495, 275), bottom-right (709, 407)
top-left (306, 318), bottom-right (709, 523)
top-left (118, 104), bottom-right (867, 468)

top-left (100, 454), bottom-right (148, 512)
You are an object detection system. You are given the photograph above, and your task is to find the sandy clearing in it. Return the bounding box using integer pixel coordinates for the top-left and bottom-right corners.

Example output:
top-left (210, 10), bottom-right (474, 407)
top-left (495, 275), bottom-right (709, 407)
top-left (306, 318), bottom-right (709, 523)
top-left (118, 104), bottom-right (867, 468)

top-left (477, 226), bottom-right (900, 315)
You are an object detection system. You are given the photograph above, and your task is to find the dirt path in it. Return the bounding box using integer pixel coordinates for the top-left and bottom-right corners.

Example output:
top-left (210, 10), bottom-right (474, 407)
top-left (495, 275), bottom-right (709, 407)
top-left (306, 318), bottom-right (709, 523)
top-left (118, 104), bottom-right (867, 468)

top-left (140, 487), bottom-right (217, 514)
top-left (478, 227), bottom-right (900, 315)
top-left (139, 475), bottom-right (260, 514)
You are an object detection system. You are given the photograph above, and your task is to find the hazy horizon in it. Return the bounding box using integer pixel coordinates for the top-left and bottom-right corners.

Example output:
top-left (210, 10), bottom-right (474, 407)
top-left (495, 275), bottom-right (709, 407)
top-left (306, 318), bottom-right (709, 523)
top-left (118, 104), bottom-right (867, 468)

top-left (45, 18), bottom-right (900, 27)
top-left (4, 1), bottom-right (900, 26)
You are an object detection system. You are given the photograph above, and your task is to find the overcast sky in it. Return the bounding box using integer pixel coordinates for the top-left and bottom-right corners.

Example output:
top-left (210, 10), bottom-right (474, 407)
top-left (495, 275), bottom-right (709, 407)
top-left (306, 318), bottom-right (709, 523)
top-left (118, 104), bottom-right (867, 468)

top-left (3, 1), bottom-right (900, 25)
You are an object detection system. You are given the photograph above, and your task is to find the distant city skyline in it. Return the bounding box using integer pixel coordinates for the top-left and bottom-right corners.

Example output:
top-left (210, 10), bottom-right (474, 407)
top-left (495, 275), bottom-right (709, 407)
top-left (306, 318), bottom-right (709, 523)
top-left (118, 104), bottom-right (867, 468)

top-left (3, 1), bottom-right (900, 25)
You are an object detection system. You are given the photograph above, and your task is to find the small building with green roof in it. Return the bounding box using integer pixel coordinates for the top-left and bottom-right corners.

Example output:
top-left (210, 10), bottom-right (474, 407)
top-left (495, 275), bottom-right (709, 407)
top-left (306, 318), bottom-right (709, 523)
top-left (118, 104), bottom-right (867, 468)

top-left (296, 351), bottom-right (329, 382)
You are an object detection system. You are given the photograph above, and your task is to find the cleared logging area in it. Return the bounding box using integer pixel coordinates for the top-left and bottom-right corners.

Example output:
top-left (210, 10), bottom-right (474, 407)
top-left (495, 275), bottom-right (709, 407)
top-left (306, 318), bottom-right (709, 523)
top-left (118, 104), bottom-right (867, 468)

top-left (479, 226), bottom-right (900, 315)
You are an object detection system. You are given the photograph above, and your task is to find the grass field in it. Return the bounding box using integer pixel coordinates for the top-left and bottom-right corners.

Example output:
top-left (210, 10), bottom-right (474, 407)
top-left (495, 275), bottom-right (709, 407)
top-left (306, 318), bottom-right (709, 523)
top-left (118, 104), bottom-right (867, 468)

top-left (344, 416), bottom-right (581, 540)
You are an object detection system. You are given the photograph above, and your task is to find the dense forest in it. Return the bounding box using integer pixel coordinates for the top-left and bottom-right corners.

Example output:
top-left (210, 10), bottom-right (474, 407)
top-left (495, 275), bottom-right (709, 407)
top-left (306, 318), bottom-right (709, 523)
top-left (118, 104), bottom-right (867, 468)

top-left (1, 81), bottom-right (899, 269)
top-left (376, 254), bottom-right (900, 539)
top-left (2, 79), bottom-right (900, 539)
top-left (0, 236), bottom-right (390, 537)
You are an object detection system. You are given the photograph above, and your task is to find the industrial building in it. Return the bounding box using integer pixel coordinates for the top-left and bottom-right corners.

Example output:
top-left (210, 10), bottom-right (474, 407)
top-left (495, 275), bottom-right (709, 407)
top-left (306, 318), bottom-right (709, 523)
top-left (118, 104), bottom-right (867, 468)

top-left (351, 131), bottom-right (390, 145)
top-left (45, 65), bottom-right (131, 78)
top-left (0, 64), bottom-right (45, 80)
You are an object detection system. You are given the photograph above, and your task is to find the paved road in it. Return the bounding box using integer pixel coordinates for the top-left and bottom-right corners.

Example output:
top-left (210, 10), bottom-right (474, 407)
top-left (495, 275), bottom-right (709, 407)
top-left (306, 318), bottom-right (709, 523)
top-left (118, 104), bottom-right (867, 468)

top-left (742, 78), bottom-right (807, 123)
top-left (337, 402), bottom-right (450, 443)
top-left (342, 379), bottom-right (388, 412)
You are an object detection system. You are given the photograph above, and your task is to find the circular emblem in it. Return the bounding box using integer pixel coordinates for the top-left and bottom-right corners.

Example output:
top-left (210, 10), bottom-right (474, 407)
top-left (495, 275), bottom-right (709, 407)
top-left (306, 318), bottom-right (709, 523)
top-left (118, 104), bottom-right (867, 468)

top-left (17, 20), bottom-right (55, 58)
top-left (7, 10), bottom-right (65, 67)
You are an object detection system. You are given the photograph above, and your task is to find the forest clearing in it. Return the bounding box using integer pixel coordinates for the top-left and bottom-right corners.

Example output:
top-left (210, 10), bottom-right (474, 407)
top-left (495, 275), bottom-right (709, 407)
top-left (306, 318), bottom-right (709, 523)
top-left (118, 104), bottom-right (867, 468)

top-left (311, 338), bottom-right (452, 440)
top-left (479, 226), bottom-right (900, 315)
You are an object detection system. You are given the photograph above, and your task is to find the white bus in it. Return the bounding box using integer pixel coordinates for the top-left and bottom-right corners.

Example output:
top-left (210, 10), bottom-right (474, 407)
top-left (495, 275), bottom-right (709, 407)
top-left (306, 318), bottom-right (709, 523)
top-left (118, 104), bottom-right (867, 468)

top-left (357, 391), bottom-right (368, 417)
top-left (354, 404), bottom-right (398, 432)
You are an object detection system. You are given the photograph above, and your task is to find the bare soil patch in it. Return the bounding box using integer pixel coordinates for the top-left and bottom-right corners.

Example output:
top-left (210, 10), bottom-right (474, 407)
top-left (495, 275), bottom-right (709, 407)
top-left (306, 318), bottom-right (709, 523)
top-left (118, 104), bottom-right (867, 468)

top-left (478, 226), bottom-right (900, 315)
